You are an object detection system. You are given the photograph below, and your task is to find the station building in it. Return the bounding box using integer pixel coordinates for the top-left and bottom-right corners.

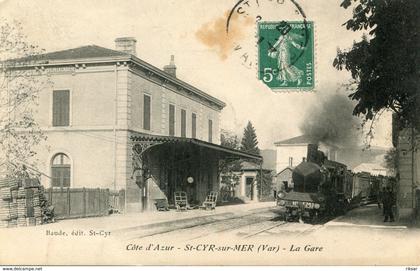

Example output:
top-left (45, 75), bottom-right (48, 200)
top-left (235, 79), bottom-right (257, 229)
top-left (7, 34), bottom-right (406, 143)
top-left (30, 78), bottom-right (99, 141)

top-left (7, 37), bottom-right (260, 212)
top-left (274, 135), bottom-right (338, 174)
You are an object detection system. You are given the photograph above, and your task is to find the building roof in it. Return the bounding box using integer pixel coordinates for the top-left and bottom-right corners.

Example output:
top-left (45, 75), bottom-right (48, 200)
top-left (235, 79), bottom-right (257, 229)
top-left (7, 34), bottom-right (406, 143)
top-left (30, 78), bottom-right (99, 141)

top-left (4, 44), bottom-right (226, 110)
top-left (274, 135), bottom-right (316, 146)
top-left (240, 161), bottom-right (259, 170)
top-left (10, 45), bottom-right (127, 63)
top-left (239, 161), bottom-right (273, 172)
top-left (275, 166), bottom-right (294, 176)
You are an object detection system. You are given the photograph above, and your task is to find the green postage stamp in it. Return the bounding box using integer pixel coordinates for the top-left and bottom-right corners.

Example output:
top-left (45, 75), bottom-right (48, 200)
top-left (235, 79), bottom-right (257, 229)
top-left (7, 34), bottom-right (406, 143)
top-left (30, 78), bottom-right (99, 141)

top-left (258, 21), bottom-right (314, 90)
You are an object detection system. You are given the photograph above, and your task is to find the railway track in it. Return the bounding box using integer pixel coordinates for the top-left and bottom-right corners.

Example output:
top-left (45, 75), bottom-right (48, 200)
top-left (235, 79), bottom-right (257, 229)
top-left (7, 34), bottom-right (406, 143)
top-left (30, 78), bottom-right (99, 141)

top-left (186, 213), bottom-right (282, 241)
top-left (242, 221), bottom-right (288, 238)
top-left (117, 207), bottom-right (327, 241)
top-left (117, 207), bottom-right (278, 241)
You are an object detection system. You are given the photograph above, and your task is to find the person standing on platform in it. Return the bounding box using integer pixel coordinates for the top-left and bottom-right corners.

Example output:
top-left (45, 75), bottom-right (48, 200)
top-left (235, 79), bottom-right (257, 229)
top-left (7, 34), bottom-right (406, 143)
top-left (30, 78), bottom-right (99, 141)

top-left (382, 186), bottom-right (395, 222)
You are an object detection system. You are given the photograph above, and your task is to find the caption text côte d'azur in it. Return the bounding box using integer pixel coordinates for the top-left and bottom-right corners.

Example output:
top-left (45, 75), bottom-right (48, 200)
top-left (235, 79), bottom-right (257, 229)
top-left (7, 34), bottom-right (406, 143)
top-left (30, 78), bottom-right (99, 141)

top-left (126, 243), bottom-right (324, 253)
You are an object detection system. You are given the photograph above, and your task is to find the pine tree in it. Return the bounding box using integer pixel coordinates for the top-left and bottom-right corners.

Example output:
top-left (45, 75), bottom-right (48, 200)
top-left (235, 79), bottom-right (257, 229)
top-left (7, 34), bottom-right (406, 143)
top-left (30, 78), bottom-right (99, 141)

top-left (240, 121), bottom-right (260, 155)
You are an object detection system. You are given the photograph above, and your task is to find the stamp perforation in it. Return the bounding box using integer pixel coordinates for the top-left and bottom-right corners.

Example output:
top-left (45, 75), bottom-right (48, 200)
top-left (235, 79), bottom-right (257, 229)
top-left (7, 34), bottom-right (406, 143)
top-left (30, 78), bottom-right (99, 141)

top-left (256, 20), bottom-right (315, 92)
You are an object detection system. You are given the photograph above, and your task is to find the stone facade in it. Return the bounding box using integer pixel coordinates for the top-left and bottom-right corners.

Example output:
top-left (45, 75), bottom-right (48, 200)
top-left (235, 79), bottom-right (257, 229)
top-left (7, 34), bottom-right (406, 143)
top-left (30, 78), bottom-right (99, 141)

top-left (396, 128), bottom-right (420, 220)
top-left (24, 44), bottom-right (224, 210)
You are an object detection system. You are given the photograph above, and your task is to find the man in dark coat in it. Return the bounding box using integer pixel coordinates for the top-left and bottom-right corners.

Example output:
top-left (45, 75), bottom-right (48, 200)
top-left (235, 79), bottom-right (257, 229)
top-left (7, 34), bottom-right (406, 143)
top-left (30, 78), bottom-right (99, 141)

top-left (382, 186), bottom-right (395, 222)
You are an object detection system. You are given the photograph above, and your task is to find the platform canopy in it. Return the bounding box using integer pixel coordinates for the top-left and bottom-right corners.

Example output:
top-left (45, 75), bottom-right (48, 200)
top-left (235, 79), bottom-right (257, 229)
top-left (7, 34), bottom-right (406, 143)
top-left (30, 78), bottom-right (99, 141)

top-left (130, 133), bottom-right (262, 161)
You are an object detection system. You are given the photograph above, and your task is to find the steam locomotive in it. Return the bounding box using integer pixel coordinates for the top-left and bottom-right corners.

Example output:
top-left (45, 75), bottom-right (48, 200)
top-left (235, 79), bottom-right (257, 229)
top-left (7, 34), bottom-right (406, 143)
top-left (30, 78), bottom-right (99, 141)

top-left (276, 145), bottom-right (393, 223)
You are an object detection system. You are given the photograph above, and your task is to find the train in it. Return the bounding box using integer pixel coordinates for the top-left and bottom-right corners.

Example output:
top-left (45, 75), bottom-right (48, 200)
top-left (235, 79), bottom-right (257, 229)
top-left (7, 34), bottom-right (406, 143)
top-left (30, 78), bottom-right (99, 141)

top-left (276, 147), bottom-right (395, 223)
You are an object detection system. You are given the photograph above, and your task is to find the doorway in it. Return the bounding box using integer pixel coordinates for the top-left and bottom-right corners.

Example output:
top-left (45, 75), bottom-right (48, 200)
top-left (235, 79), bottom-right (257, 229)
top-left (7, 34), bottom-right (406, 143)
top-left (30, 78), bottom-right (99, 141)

top-left (246, 177), bottom-right (254, 200)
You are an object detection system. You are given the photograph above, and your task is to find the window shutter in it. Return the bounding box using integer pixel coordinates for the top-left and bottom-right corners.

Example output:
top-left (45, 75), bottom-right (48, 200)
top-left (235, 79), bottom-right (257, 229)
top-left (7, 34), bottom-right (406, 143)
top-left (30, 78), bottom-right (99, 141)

top-left (169, 104), bottom-right (175, 136)
top-left (52, 90), bottom-right (70, 126)
top-left (191, 113), bottom-right (196, 139)
top-left (62, 91), bottom-right (69, 126)
top-left (208, 119), bottom-right (213, 143)
top-left (52, 91), bottom-right (60, 126)
top-left (143, 95), bottom-right (151, 130)
top-left (181, 109), bottom-right (186, 137)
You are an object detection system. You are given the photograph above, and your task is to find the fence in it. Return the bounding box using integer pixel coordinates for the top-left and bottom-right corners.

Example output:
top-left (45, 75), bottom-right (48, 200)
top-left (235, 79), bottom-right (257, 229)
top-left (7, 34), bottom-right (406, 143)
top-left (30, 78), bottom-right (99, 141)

top-left (44, 187), bottom-right (125, 220)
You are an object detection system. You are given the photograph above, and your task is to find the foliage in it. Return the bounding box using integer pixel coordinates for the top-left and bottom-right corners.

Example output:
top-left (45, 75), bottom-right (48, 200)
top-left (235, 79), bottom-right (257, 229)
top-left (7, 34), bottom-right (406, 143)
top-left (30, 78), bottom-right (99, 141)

top-left (383, 147), bottom-right (398, 176)
top-left (334, 0), bottom-right (420, 130)
top-left (218, 129), bottom-right (242, 195)
top-left (240, 121), bottom-right (260, 155)
top-left (257, 170), bottom-right (274, 201)
top-left (0, 20), bottom-right (49, 179)
top-left (220, 129), bottom-right (240, 150)
top-left (219, 171), bottom-right (241, 199)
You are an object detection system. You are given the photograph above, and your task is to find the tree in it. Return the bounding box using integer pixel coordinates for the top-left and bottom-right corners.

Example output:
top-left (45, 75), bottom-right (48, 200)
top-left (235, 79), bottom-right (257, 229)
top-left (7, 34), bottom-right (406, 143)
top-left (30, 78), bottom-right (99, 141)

top-left (333, 0), bottom-right (420, 130)
top-left (0, 20), bottom-right (49, 179)
top-left (383, 147), bottom-right (398, 176)
top-left (219, 129), bottom-right (242, 199)
top-left (256, 170), bottom-right (274, 201)
top-left (240, 121), bottom-right (260, 155)
top-left (220, 129), bottom-right (240, 150)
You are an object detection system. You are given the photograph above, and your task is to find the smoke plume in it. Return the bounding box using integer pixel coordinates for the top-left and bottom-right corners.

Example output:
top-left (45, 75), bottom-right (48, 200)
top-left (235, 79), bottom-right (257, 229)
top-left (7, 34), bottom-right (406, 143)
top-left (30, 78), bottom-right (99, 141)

top-left (299, 93), bottom-right (362, 147)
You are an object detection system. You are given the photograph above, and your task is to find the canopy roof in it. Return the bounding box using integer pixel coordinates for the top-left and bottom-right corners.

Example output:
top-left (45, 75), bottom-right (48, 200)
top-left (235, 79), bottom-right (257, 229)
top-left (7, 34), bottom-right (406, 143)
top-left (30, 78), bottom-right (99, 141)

top-left (131, 133), bottom-right (262, 161)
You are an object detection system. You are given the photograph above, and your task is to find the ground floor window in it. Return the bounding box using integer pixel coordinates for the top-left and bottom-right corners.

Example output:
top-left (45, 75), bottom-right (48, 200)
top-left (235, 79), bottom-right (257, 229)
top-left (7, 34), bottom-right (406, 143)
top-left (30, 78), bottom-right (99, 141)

top-left (51, 153), bottom-right (71, 188)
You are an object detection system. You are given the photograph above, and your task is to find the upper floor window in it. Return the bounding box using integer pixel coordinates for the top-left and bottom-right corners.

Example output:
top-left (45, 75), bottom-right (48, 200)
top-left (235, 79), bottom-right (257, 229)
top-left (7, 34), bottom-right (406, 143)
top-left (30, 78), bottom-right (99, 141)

top-left (51, 153), bottom-right (71, 188)
top-left (52, 90), bottom-right (70, 126)
top-left (143, 94), bottom-right (151, 130)
top-left (208, 119), bottom-right (213, 143)
top-left (169, 104), bottom-right (175, 136)
top-left (181, 109), bottom-right (186, 138)
top-left (191, 113), bottom-right (197, 139)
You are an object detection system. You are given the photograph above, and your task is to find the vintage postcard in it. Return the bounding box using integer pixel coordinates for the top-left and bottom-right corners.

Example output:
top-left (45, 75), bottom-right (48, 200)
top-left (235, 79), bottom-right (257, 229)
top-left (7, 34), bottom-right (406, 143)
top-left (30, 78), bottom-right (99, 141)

top-left (0, 0), bottom-right (419, 267)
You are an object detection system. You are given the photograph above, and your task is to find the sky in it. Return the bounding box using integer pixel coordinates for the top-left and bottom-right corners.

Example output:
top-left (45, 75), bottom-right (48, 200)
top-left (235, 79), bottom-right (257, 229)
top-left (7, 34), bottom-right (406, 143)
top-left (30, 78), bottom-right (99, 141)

top-left (0, 0), bottom-right (392, 149)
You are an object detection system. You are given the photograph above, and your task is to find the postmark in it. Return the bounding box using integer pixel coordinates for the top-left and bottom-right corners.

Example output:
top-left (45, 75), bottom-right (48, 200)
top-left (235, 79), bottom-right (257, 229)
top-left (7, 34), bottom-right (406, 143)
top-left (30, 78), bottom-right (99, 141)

top-left (258, 21), bottom-right (314, 90)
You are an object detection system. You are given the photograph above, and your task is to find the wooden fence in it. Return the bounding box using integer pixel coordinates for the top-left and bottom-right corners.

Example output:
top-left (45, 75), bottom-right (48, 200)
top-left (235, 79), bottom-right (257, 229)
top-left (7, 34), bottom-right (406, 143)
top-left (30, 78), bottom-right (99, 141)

top-left (44, 188), bottom-right (125, 220)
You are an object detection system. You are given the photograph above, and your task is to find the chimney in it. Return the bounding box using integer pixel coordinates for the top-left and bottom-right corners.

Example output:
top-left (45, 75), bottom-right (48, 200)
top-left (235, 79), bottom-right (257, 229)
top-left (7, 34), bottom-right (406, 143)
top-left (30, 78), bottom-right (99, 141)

top-left (163, 55), bottom-right (176, 77)
top-left (114, 37), bottom-right (137, 56)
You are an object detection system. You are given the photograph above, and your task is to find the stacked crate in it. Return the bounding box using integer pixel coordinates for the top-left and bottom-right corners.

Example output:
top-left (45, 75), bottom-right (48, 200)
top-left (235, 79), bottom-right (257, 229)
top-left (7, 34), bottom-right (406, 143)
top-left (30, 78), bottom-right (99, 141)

top-left (0, 178), bottom-right (43, 228)
top-left (0, 178), bottom-right (18, 228)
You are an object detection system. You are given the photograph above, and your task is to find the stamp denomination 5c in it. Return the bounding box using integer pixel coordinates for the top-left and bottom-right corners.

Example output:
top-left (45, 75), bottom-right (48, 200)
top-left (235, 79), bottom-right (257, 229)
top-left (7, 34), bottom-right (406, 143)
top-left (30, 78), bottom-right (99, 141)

top-left (258, 21), bottom-right (314, 90)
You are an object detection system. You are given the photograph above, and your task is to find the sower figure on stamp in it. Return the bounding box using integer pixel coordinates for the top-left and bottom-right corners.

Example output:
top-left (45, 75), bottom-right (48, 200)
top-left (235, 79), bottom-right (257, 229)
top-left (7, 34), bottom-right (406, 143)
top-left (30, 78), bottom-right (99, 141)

top-left (268, 31), bottom-right (304, 86)
top-left (382, 186), bottom-right (395, 222)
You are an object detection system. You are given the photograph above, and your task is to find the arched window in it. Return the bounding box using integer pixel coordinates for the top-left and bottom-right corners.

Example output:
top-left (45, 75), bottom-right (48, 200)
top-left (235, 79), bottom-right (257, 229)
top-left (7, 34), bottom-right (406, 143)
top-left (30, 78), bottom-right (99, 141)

top-left (51, 153), bottom-right (71, 187)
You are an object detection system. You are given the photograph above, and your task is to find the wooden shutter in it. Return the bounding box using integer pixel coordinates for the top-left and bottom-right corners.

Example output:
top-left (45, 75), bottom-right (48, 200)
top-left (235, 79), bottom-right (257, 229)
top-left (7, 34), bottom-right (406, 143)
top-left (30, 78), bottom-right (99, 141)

top-left (143, 94), bottom-right (151, 130)
top-left (169, 104), bottom-right (175, 136)
top-left (181, 109), bottom-right (186, 137)
top-left (53, 90), bottom-right (70, 126)
top-left (208, 119), bottom-right (213, 143)
top-left (191, 113), bottom-right (196, 139)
